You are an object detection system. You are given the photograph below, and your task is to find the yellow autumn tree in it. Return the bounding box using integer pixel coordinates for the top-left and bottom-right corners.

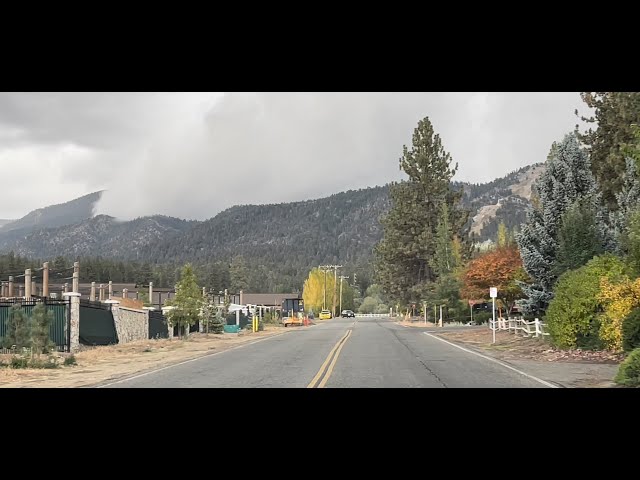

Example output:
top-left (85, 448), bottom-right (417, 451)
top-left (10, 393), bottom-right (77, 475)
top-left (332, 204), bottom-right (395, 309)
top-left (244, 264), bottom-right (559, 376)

top-left (302, 268), bottom-right (336, 313)
top-left (598, 276), bottom-right (640, 352)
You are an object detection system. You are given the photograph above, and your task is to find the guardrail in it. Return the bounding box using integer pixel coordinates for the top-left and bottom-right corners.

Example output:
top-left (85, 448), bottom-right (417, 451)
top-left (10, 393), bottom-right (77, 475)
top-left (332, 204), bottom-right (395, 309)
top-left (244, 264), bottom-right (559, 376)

top-left (490, 316), bottom-right (549, 337)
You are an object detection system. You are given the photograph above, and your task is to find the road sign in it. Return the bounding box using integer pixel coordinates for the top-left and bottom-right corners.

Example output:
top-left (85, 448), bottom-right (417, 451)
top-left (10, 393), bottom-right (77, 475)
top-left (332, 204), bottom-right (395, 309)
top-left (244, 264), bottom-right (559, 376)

top-left (490, 287), bottom-right (497, 298)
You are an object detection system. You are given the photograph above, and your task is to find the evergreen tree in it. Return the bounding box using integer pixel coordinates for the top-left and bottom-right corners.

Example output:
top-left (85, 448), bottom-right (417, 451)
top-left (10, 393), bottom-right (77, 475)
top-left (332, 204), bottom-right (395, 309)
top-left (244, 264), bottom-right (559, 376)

top-left (229, 256), bottom-right (250, 292)
top-left (575, 92), bottom-right (640, 208)
top-left (374, 117), bottom-right (468, 305)
top-left (164, 263), bottom-right (203, 339)
top-left (517, 132), bottom-right (607, 315)
top-left (29, 303), bottom-right (55, 357)
top-left (553, 199), bottom-right (605, 277)
top-left (431, 202), bottom-right (457, 277)
top-left (610, 157), bottom-right (640, 252)
top-left (2, 304), bottom-right (31, 350)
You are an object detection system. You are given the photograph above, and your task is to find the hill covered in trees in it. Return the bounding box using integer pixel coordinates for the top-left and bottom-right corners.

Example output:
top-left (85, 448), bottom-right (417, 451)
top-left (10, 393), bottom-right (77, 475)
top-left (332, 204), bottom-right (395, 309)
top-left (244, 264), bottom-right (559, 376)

top-left (0, 164), bottom-right (543, 293)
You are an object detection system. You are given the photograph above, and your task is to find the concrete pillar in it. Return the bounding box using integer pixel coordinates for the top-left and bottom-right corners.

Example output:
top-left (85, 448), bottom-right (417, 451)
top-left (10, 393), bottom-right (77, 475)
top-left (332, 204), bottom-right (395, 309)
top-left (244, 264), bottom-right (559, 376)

top-left (239, 289), bottom-right (244, 305)
top-left (0, 282), bottom-right (4, 297)
top-left (8, 276), bottom-right (14, 297)
top-left (64, 283), bottom-right (69, 293)
top-left (43, 262), bottom-right (49, 297)
top-left (73, 262), bottom-right (80, 293)
top-left (108, 281), bottom-right (113, 299)
top-left (18, 285), bottom-right (24, 297)
top-left (149, 281), bottom-right (153, 307)
top-left (63, 292), bottom-right (81, 352)
top-left (99, 284), bottom-right (105, 302)
top-left (32, 280), bottom-right (37, 296)
top-left (90, 282), bottom-right (96, 302)
top-left (25, 269), bottom-right (31, 298)
top-left (122, 288), bottom-right (128, 299)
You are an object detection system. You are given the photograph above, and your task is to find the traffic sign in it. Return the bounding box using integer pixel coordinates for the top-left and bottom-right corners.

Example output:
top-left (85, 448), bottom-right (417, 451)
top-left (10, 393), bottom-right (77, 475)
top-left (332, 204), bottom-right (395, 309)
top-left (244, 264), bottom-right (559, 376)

top-left (490, 287), bottom-right (497, 298)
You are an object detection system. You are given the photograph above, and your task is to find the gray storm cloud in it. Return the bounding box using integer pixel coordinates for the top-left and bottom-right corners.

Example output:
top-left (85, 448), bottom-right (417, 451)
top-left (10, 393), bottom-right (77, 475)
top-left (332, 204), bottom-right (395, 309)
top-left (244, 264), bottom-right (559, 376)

top-left (0, 92), bottom-right (586, 221)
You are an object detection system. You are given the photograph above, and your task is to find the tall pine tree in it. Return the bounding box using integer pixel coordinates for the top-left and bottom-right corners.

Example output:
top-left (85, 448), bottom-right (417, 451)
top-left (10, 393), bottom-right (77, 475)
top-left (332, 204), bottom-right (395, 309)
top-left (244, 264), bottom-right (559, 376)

top-left (576, 92), bottom-right (640, 208)
top-left (610, 157), bottom-right (640, 252)
top-left (517, 132), bottom-right (607, 315)
top-left (374, 117), bottom-right (468, 305)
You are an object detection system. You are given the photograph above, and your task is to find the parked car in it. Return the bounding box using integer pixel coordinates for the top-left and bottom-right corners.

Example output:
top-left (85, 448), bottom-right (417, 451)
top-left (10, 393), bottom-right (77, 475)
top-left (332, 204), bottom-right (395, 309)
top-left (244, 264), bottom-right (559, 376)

top-left (319, 309), bottom-right (332, 320)
top-left (341, 310), bottom-right (355, 318)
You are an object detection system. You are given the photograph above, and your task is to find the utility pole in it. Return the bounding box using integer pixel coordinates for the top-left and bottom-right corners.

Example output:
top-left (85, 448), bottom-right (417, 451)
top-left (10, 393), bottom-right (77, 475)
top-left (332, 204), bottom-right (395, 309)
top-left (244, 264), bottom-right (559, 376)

top-left (333, 267), bottom-right (338, 317)
top-left (319, 265), bottom-right (330, 310)
top-left (339, 275), bottom-right (349, 315)
top-left (319, 265), bottom-right (342, 316)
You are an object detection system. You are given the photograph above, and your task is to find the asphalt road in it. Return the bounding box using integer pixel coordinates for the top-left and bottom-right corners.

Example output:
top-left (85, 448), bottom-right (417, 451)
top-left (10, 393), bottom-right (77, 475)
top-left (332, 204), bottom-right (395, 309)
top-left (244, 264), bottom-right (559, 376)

top-left (98, 317), bottom-right (553, 388)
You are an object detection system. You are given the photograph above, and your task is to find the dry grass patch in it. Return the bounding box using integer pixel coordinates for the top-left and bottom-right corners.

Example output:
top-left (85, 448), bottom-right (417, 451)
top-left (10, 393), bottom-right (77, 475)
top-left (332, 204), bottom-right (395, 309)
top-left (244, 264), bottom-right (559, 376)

top-left (436, 328), bottom-right (625, 364)
top-left (0, 326), bottom-right (289, 388)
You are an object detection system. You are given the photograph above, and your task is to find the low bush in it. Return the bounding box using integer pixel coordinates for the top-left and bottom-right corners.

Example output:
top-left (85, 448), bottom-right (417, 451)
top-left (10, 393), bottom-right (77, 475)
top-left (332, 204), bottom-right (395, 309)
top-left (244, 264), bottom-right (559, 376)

top-left (614, 348), bottom-right (640, 387)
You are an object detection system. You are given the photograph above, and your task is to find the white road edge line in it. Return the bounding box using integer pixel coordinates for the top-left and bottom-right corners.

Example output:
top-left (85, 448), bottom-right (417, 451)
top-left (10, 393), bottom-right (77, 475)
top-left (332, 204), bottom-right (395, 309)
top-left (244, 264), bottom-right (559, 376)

top-left (423, 332), bottom-right (559, 388)
top-left (94, 331), bottom-right (291, 388)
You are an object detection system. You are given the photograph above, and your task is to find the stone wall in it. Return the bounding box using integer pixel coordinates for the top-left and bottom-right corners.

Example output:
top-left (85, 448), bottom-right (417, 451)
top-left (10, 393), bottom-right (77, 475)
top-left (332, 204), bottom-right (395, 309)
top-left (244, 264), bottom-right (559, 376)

top-left (113, 306), bottom-right (149, 344)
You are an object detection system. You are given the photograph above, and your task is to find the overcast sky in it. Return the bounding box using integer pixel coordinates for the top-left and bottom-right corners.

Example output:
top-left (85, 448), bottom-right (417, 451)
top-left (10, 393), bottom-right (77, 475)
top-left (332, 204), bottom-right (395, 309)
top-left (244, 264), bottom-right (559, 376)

top-left (0, 92), bottom-right (589, 221)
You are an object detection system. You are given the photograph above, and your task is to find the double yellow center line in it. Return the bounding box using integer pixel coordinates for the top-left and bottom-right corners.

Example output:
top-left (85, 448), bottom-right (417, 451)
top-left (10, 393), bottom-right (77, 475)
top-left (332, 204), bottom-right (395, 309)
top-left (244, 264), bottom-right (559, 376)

top-left (307, 328), bottom-right (353, 388)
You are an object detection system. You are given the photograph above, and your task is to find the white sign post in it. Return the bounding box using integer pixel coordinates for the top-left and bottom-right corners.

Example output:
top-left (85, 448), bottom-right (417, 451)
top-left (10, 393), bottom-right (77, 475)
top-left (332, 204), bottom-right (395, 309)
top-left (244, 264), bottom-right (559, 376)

top-left (490, 287), bottom-right (497, 343)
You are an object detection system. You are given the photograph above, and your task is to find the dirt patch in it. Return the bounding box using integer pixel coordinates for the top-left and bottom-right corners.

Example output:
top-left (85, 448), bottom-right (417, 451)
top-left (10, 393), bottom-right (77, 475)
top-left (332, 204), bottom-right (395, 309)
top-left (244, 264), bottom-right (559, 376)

top-left (0, 326), bottom-right (291, 388)
top-left (397, 320), bottom-right (438, 328)
top-left (435, 328), bottom-right (626, 364)
top-left (511, 164), bottom-right (544, 201)
top-left (470, 203), bottom-right (502, 236)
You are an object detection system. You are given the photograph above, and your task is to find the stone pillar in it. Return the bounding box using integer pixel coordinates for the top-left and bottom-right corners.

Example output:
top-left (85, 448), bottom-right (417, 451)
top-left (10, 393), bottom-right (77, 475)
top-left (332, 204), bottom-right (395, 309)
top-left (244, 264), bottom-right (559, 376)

top-left (149, 281), bottom-right (153, 308)
top-left (73, 262), bottom-right (80, 293)
top-left (8, 276), bottom-right (14, 297)
top-left (63, 292), bottom-right (81, 352)
top-left (43, 262), bottom-right (49, 297)
top-left (19, 285), bottom-right (24, 297)
top-left (122, 288), bottom-right (128, 299)
top-left (32, 280), bottom-right (37, 296)
top-left (90, 282), bottom-right (96, 302)
top-left (240, 289), bottom-right (244, 305)
top-left (104, 299), bottom-right (121, 343)
top-left (0, 282), bottom-right (4, 297)
top-left (25, 269), bottom-right (32, 299)
top-left (99, 284), bottom-right (105, 302)
top-left (64, 283), bottom-right (69, 293)
top-left (108, 281), bottom-right (113, 299)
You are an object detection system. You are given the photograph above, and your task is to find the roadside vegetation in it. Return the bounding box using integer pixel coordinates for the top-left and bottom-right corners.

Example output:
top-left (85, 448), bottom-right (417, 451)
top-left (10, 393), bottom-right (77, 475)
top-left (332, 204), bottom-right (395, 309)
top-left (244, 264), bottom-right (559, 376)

top-left (372, 93), bottom-right (640, 386)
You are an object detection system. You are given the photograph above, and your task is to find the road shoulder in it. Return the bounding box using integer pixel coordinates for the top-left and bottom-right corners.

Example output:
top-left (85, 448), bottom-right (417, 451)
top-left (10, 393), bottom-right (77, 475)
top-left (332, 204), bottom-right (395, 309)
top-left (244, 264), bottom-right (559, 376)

top-left (0, 326), bottom-right (294, 388)
top-left (429, 328), bottom-right (622, 388)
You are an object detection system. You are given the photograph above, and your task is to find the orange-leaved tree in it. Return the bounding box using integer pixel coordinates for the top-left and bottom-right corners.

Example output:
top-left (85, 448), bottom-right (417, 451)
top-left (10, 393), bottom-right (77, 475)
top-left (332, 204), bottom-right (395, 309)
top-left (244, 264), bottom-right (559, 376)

top-left (461, 245), bottom-right (528, 317)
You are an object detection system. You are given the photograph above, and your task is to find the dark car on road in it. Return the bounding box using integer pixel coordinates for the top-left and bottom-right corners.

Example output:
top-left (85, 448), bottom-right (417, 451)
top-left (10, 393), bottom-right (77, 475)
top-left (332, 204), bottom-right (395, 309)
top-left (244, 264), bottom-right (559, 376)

top-left (341, 310), bottom-right (355, 318)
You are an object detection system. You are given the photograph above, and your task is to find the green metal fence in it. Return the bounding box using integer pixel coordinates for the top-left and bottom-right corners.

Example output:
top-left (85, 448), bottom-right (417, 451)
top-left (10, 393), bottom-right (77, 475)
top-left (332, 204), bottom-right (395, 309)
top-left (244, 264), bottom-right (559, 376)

top-left (79, 304), bottom-right (117, 346)
top-left (0, 298), bottom-right (70, 353)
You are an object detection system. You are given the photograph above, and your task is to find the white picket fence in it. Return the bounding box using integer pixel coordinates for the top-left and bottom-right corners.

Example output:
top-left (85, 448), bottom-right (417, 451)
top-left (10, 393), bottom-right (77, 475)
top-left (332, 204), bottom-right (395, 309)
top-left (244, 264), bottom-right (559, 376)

top-left (490, 316), bottom-right (550, 337)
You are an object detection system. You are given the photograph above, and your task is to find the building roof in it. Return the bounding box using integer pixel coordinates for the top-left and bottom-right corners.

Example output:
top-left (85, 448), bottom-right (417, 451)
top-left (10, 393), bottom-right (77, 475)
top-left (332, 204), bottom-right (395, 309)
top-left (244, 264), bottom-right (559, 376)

top-left (242, 293), bottom-right (301, 306)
